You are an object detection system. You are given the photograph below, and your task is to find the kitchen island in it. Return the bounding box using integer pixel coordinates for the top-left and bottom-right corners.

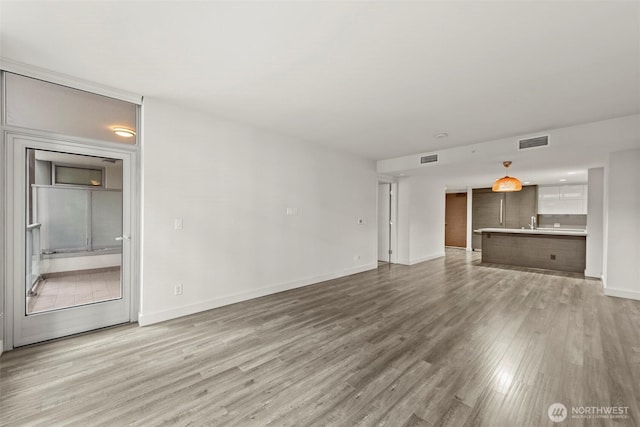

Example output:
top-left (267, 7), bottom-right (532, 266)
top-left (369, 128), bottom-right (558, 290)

top-left (474, 228), bottom-right (587, 273)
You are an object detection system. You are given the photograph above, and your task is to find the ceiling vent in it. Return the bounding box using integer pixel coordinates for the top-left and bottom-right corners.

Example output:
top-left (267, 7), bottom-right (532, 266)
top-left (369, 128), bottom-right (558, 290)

top-left (518, 135), bottom-right (549, 150)
top-left (420, 154), bottom-right (439, 164)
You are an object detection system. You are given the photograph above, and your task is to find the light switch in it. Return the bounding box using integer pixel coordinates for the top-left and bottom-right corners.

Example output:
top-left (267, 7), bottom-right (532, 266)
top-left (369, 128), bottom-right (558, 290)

top-left (174, 218), bottom-right (183, 230)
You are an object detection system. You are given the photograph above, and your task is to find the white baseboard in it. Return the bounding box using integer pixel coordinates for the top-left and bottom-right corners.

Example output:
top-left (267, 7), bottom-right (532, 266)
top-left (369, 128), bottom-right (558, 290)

top-left (408, 252), bottom-right (446, 265)
top-left (397, 252), bottom-right (446, 266)
top-left (138, 263), bottom-right (377, 326)
top-left (584, 269), bottom-right (602, 279)
top-left (603, 287), bottom-right (640, 301)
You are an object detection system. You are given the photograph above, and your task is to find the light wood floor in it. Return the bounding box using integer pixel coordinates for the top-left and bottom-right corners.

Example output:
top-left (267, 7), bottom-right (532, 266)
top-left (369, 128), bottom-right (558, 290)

top-left (2, 250), bottom-right (640, 426)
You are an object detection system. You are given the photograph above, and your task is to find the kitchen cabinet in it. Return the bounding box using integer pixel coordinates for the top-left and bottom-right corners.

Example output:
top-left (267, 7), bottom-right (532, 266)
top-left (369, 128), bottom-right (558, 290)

top-left (472, 190), bottom-right (503, 249)
top-left (472, 185), bottom-right (537, 249)
top-left (538, 185), bottom-right (587, 214)
top-left (505, 186), bottom-right (537, 229)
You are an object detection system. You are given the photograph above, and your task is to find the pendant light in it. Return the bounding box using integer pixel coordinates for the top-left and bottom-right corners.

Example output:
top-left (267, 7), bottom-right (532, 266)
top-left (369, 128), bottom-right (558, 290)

top-left (492, 161), bottom-right (522, 192)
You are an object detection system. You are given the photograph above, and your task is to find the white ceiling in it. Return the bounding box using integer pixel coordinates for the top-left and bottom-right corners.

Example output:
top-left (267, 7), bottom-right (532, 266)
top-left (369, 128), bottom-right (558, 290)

top-left (2, 1), bottom-right (638, 162)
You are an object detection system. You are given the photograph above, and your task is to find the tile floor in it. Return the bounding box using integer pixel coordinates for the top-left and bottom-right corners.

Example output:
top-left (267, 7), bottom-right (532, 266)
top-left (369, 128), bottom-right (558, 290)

top-left (27, 268), bottom-right (121, 314)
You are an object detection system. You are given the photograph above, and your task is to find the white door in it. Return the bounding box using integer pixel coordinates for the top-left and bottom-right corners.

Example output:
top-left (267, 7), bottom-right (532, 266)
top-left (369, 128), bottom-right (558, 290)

top-left (378, 184), bottom-right (391, 262)
top-left (7, 134), bottom-right (135, 347)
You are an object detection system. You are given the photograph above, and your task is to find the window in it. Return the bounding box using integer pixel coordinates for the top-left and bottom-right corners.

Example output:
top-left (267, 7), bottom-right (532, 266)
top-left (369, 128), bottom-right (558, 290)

top-left (54, 165), bottom-right (103, 187)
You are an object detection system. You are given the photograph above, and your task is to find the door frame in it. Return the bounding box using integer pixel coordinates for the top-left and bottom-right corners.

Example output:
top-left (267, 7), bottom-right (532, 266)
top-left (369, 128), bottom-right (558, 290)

top-left (445, 191), bottom-right (468, 248)
top-left (377, 178), bottom-right (398, 264)
top-left (2, 129), bottom-right (140, 350)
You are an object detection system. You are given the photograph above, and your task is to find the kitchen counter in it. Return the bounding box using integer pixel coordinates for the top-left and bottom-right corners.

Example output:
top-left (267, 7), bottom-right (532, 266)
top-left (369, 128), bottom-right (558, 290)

top-left (474, 227), bottom-right (587, 236)
top-left (476, 228), bottom-right (586, 273)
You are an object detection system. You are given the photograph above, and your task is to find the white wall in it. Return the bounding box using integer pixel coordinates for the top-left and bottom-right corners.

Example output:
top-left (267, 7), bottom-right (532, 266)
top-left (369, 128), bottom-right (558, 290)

top-left (603, 149), bottom-right (640, 300)
top-left (585, 167), bottom-right (604, 278)
top-left (396, 176), bottom-right (446, 265)
top-left (139, 98), bottom-right (377, 325)
top-left (397, 178), bottom-right (411, 264)
top-left (40, 254), bottom-right (121, 274)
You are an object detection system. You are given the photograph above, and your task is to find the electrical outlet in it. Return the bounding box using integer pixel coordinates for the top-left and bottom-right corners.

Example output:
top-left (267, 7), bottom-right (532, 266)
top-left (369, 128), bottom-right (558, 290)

top-left (174, 283), bottom-right (183, 295)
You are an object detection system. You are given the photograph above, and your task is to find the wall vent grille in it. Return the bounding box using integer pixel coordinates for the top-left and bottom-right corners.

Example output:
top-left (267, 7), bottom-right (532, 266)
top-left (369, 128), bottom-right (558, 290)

top-left (518, 135), bottom-right (549, 150)
top-left (420, 154), bottom-right (439, 164)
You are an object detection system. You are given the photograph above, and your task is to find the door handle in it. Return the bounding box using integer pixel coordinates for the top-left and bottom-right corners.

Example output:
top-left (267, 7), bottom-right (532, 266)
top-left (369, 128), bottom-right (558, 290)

top-left (115, 234), bottom-right (131, 241)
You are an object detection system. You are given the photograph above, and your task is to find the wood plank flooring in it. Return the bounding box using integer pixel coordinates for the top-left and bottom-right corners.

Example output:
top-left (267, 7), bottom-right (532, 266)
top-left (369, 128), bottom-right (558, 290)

top-left (2, 249), bottom-right (640, 426)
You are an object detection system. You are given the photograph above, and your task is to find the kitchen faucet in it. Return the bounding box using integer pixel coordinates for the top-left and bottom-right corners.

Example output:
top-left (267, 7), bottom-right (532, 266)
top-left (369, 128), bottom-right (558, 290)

top-left (529, 216), bottom-right (537, 230)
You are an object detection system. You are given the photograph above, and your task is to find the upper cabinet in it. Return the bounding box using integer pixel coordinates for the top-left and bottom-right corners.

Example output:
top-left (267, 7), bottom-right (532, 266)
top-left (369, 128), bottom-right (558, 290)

top-left (538, 185), bottom-right (588, 214)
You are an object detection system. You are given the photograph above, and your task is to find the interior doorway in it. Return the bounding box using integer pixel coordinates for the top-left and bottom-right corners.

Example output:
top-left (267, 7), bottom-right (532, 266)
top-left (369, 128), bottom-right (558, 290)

top-left (377, 182), bottom-right (397, 264)
top-left (445, 192), bottom-right (467, 248)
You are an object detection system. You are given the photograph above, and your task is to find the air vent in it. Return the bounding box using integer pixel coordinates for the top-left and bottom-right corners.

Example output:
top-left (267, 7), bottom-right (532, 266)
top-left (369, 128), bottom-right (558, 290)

top-left (420, 154), bottom-right (438, 164)
top-left (518, 135), bottom-right (549, 150)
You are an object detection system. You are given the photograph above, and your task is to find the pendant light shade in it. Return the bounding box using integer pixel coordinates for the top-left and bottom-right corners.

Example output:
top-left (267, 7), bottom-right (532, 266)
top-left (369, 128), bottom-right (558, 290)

top-left (492, 161), bottom-right (523, 192)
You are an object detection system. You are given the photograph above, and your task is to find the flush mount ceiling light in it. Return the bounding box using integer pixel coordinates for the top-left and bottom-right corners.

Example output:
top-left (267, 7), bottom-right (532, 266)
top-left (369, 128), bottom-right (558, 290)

top-left (113, 127), bottom-right (136, 138)
top-left (492, 161), bottom-right (522, 192)
top-left (434, 132), bottom-right (449, 139)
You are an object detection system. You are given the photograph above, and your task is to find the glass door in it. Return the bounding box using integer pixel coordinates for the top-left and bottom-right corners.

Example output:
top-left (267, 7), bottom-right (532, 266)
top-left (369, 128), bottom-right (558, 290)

top-left (9, 135), bottom-right (134, 346)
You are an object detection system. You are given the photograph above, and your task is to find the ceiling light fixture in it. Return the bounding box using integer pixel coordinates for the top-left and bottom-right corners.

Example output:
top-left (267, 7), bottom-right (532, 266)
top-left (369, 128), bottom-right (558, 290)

top-left (113, 127), bottom-right (136, 138)
top-left (567, 171), bottom-right (576, 175)
top-left (559, 178), bottom-right (567, 182)
top-left (492, 161), bottom-right (522, 192)
top-left (434, 132), bottom-right (448, 139)
top-left (524, 181), bottom-right (531, 185)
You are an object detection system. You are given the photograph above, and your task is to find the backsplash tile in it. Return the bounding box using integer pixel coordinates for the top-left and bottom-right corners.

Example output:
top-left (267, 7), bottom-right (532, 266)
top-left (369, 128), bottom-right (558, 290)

top-left (538, 214), bottom-right (587, 230)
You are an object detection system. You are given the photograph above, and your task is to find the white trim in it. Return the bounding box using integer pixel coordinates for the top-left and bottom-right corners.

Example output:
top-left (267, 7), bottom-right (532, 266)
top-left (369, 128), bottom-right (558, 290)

top-left (408, 252), bottom-right (446, 265)
top-left (377, 174), bottom-right (397, 184)
top-left (1, 126), bottom-right (138, 152)
top-left (584, 269), bottom-right (602, 279)
top-left (603, 287), bottom-right (640, 301)
top-left (0, 58), bottom-right (142, 105)
top-left (397, 252), bottom-right (446, 266)
top-left (138, 263), bottom-right (377, 326)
